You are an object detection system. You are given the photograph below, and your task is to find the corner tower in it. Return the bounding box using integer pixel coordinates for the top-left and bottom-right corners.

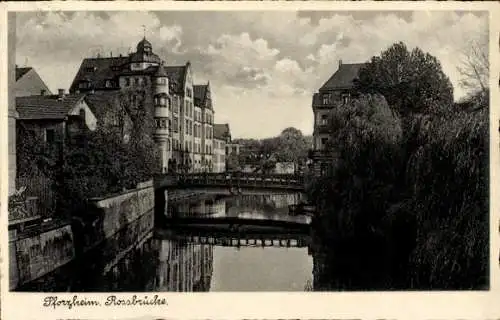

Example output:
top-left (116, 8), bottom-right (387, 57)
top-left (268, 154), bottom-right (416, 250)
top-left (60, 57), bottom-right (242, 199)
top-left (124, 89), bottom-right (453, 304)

top-left (153, 62), bottom-right (171, 173)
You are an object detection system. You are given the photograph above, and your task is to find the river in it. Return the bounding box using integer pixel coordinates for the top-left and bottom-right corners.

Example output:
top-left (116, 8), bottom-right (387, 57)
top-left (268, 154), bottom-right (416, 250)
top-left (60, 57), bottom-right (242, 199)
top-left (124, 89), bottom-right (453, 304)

top-left (18, 191), bottom-right (315, 292)
top-left (153, 193), bottom-right (314, 291)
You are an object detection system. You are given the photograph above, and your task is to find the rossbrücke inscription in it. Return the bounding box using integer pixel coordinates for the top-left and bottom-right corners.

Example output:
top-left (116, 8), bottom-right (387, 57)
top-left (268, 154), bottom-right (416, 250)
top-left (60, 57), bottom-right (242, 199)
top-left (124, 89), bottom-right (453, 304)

top-left (43, 295), bottom-right (168, 309)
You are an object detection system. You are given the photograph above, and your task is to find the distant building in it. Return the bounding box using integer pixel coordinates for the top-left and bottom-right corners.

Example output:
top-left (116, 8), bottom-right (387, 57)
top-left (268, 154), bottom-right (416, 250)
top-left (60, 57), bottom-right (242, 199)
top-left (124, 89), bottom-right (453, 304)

top-left (310, 60), bottom-right (366, 175)
top-left (213, 129), bottom-right (226, 173)
top-left (274, 162), bottom-right (295, 174)
top-left (15, 66), bottom-right (52, 98)
top-left (69, 37), bottom-right (216, 173)
top-left (214, 123), bottom-right (240, 171)
top-left (16, 89), bottom-right (97, 153)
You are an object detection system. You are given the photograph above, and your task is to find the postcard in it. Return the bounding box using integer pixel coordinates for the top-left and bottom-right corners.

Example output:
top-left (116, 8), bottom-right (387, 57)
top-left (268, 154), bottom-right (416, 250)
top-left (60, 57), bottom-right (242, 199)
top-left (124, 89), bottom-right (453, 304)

top-left (1, 1), bottom-right (499, 320)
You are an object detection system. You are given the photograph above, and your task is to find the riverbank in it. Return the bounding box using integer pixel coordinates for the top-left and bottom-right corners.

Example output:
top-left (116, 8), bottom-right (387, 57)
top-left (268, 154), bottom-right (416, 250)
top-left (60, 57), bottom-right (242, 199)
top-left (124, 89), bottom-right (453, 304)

top-left (10, 180), bottom-right (154, 291)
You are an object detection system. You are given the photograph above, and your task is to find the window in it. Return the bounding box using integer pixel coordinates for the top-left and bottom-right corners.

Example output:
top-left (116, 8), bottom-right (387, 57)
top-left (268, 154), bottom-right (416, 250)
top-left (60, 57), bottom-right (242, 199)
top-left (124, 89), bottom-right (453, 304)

top-left (125, 78), bottom-right (130, 87)
top-left (320, 114), bottom-right (328, 125)
top-left (45, 129), bottom-right (55, 144)
top-left (156, 77), bottom-right (166, 85)
top-left (342, 93), bottom-right (350, 104)
top-left (173, 118), bottom-right (178, 133)
top-left (79, 82), bottom-right (90, 89)
top-left (85, 67), bottom-right (96, 72)
top-left (105, 80), bottom-right (112, 88)
top-left (321, 138), bottom-right (328, 149)
top-left (185, 119), bottom-right (189, 134)
top-left (159, 96), bottom-right (167, 107)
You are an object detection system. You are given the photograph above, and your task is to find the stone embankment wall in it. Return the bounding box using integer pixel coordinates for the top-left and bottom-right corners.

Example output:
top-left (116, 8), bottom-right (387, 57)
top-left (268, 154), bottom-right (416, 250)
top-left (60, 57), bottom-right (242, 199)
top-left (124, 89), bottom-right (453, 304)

top-left (9, 222), bottom-right (75, 290)
top-left (9, 180), bottom-right (154, 291)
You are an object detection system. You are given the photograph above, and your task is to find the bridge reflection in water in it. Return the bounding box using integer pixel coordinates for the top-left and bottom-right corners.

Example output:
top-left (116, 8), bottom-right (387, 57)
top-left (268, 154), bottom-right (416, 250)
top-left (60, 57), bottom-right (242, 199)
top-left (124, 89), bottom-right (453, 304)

top-left (159, 192), bottom-right (314, 291)
top-left (23, 192), bottom-right (314, 292)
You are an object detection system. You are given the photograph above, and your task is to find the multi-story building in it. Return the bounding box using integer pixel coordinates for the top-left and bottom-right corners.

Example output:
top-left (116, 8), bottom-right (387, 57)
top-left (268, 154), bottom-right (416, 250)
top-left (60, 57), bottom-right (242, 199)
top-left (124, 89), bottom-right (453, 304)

top-left (193, 83), bottom-right (214, 172)
top-left (310, 60), bottom-right (366, 175)
top-left (69, 37), bottom-right (216, 173)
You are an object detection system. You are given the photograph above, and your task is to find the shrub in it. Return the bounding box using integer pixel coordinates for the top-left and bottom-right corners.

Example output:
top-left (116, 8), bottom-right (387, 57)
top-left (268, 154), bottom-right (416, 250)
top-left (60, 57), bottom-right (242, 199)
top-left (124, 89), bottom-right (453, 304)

top-left (54, 127), bottom-right (158, 218)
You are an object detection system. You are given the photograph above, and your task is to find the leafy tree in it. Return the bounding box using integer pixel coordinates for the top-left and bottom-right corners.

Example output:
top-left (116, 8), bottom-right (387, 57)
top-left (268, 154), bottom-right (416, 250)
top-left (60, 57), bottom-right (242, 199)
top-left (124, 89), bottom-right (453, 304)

top-left (355, 42), bottom-right (454, 116)
top-left (308, 94), bottom-right (404, 289)
top-left (276, 127), bottom-right (309, 169)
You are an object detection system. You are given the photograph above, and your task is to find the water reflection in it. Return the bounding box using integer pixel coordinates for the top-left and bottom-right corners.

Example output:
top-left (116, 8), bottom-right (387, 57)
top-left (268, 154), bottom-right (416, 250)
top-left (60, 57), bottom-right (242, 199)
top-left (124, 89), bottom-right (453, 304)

top-left (22, 192), bottom-right (314, 292)
top-left (167, 193), bottom-right (310, 225)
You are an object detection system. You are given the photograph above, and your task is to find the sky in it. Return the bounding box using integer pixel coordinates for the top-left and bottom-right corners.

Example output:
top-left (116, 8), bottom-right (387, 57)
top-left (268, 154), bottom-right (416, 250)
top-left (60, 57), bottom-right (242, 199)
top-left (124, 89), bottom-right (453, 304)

top-left (14, 10), bottom-right (488, 139)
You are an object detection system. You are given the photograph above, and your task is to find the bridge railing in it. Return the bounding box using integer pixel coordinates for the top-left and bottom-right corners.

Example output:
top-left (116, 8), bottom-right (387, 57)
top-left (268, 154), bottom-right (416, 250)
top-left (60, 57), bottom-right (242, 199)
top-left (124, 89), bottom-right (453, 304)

top-left (175, 172), bottom-right (304, 188)
top-left (155, 172), bottom-right (305, 189)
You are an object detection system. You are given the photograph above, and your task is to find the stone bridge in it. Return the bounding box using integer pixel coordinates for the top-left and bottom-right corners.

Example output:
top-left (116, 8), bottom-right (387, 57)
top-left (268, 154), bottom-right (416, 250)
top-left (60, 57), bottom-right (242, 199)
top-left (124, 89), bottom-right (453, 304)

top-left (154, 172), bottom-right (305, 192)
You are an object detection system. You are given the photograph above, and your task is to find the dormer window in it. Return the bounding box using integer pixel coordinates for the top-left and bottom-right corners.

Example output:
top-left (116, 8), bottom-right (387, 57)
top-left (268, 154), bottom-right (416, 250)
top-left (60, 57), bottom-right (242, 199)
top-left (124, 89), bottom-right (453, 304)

top-left (323, 93), bottom-right (332, 105)
top-left (79, 81), bottom-right (90, 89)
top-left (85, 67), bottom-right (96, 72)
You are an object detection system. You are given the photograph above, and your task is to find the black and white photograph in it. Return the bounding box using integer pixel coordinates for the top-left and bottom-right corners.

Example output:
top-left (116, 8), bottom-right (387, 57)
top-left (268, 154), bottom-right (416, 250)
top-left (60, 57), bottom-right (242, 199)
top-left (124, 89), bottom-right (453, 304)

top-left (2, 2), bottom-right (497, 318)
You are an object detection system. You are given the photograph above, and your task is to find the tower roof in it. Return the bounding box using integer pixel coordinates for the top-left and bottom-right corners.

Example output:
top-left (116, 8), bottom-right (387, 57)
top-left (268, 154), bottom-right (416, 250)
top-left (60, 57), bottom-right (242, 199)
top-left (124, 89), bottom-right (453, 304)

top-left (137, 37), bottom-right (152, 52)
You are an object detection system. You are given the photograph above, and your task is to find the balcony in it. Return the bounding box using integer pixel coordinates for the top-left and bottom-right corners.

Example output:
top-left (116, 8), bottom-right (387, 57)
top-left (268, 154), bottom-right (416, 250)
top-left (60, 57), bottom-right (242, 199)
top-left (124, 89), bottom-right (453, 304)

top-left (314, 124), bottom-right (331, 134)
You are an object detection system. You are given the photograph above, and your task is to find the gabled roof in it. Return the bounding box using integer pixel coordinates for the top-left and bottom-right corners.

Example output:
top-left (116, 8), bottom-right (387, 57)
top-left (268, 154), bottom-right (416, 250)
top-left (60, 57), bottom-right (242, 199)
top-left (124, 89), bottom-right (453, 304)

top-left (83, 91), bottom-right (122, 120)
top-left (165, 65), bottom-right (187, 94)
top-left (319, 63), bottom-right (367, 91)
top-left (16, 67), bottom-right (32, 81)
top-left (16, 94), bottom-right (86, 120)
top-left (213, 123), bottom-right (231, 140)
top-left (69, 57), bottom-right (129, 93)
top-left (193, 84), bottom-right (207, 101)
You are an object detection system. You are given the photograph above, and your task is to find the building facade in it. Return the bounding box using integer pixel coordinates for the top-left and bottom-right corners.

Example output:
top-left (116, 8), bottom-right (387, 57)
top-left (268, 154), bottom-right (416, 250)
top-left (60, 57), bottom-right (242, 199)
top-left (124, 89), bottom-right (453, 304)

top-left (310, 60), bottom-right (365, 175)
top-left (212, 137), bottom-right (226, 173)
top-left (16, 90), bottom-right (98, 152)
top-left (69, 37), bottom-right (216, 173)
top-left (8, 14), bottom-right (17, 195)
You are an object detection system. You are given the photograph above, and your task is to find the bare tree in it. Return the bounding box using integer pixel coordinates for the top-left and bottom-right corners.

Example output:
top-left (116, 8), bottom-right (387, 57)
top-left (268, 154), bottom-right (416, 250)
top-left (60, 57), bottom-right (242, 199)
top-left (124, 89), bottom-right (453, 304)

top-left (457, 38), bottom-right (489, 95)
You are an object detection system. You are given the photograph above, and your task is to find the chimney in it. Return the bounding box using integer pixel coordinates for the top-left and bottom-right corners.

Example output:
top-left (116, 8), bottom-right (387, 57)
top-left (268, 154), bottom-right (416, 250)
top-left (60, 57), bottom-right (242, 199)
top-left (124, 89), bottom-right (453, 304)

top-left (58, 89), bottom-right (65, 99)
top-left (339, 59), bottom-right (343, 67)
top-left (119, 53), bottom-right (123, 57)
top-left (40, 89), bottom-right (46, 96)
top-left (110, 51), bottom-right (113, 57)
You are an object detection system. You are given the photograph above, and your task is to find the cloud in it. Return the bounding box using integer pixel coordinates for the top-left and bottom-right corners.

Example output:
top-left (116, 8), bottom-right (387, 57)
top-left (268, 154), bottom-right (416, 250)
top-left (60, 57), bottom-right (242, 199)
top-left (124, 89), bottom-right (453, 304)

top-left (14, 10), bottom-right (489, 138)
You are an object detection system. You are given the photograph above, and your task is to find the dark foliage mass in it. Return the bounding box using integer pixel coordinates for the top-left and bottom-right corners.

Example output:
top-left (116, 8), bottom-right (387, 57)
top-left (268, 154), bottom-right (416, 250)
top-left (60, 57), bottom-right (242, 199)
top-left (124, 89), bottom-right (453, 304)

top-left (309, 42), bottom-right (488, 290)
top-left (18, 89), bottom-right (158, 218)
